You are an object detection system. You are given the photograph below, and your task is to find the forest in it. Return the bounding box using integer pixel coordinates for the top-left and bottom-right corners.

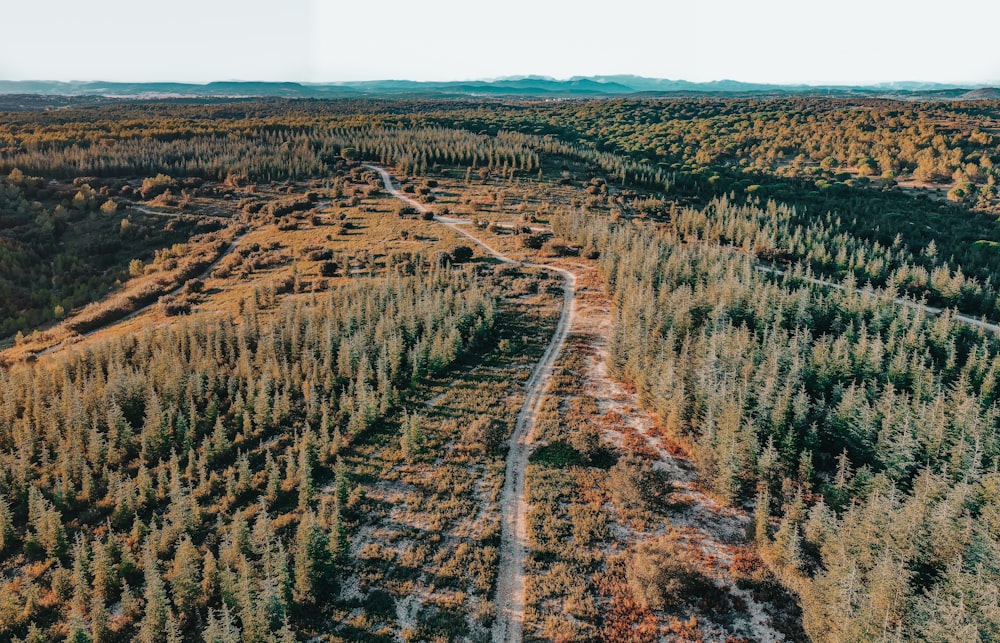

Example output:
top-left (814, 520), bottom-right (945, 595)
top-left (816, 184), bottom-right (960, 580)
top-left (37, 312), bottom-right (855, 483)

top-left (1, 95), bottom-right (999, 641)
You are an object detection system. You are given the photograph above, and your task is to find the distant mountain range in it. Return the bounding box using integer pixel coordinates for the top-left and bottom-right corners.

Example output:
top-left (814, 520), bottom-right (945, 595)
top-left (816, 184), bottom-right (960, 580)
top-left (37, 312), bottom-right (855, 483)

top-left (1, 76), bottom-right (998, 100)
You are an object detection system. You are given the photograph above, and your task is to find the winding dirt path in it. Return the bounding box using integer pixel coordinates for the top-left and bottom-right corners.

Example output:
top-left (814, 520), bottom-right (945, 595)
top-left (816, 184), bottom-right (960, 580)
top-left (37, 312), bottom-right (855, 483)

top-left (127, 202), bottom-right (235, 224)
top-left (367, 165), bottom-right (576, 643)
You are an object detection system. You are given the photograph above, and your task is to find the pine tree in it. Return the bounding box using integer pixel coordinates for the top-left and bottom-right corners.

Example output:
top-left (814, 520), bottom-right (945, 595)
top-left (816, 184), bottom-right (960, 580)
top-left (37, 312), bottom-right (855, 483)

top-left (257, 575), bottom-right (288, 634)
top-left (201, 548), bottom-right (219, 602)
top-left (169, 535), bottom-right (202, 619)
top-left (120, 579), bottom-right (142, 621)
top-left (90, 594), bottom-right (111, 643)
top-left (265, 451), bottom-right (281, 505)
top-left (166, 614), bottom-right (183, 643)
top-left (70, 536), bottom-right (91, 622)
top-left (66, 614), bottom-right (92, 643)
top-left (0, 494), bottom-right (15, 552)
top-left (328, 499), bottom-right (349, 562)
top-left (139, 542), bottom-right (172, 643)
top-left (210, 416), bottom-right (230, 462)
top-left (771, 518), bottom-right (804, 573)
top-left (753, 487), bottom-right (772, 543)
top-left (400, 412), bottom-right (424, 459)
top-left (276, 615), bottom-right (296, 643)
top-left (235, 558), bottom-right (264, 643)
top-left (202, 605), bottom-right (241, 643)
top-left (334, 458), bottom-right (349, 507)
top-left (293, 510), bottom-right (331, 605)
top-left (36, 502), bottom-right (68, 560)
top-left (297, 433), bottom-right (315, 511)
top-left (141, 391), bottom-right (170, 465)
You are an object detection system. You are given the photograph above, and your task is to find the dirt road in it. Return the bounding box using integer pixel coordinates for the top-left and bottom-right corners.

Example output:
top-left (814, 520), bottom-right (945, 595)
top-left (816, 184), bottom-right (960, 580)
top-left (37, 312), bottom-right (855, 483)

top-left (128, 202), bottom-right (235, 224)
top-left (367, 164), bottom-right (576, 642)
top-left (756, 265), bottom-right (1000, 333)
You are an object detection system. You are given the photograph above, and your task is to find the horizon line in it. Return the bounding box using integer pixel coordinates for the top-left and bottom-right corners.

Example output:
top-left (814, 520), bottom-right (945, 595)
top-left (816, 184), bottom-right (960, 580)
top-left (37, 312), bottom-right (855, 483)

top-left (2, 76), bottom-right (999, 89)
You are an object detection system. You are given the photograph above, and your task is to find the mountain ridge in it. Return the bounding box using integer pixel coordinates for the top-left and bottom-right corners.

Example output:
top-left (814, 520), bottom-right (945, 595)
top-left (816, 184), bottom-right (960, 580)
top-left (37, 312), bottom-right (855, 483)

top-left (1, 76), bottom-right (998, 100)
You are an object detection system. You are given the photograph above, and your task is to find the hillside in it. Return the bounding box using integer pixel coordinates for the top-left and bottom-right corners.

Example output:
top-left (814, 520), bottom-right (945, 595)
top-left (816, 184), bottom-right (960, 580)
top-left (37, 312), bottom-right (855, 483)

top-left (1, 97), bottom-right (1000, 642)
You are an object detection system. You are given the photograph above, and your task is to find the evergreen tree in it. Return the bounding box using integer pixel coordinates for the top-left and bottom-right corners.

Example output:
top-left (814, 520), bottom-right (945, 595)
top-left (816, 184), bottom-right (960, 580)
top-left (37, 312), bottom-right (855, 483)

top-left (0, 494), bottom-right (15, 552)
top-left (169, 535), bottom-right (202, 620)
top-left (139, 542), bottom-right (172, 643)
top-left (292, 510), bottom-right (331, 605)
top-left (400, 412), bottom-right (424, 459)
top-left (202, 605), bottom-right (241, 643)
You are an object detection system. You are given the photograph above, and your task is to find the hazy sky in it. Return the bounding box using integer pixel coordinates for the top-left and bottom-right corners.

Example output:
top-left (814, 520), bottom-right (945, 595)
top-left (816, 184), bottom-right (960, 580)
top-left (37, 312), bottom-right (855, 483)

top-left (2, 0), bottom-right (998, 85)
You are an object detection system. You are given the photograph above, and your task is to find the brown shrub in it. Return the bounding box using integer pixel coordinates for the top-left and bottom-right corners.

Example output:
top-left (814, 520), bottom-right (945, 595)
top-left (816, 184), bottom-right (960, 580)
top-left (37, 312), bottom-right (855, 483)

top-left (626, 532), bottom-right (715, 612)
top-left (542, 239), bottom-right (580, 257)
top-left (462, 415), bottom-right (506, 455)
top-left (607, 456), bottom-right (661, 513)
top-left (522, 233), bottom-right (548, 250)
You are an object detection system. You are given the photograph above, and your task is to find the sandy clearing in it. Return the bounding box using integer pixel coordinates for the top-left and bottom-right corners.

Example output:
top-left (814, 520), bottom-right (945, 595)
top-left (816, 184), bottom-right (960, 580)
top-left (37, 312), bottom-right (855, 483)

top-left (572, 279), bottom-right (786, 641)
